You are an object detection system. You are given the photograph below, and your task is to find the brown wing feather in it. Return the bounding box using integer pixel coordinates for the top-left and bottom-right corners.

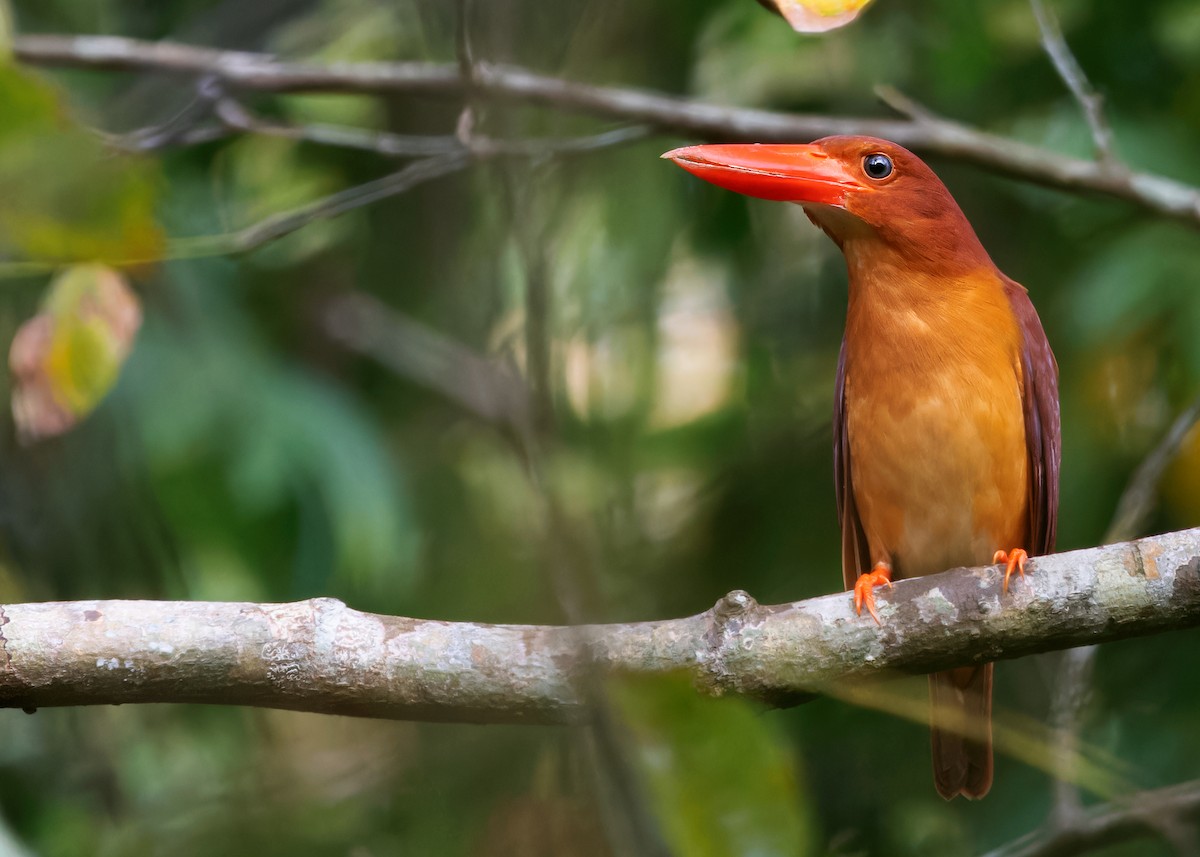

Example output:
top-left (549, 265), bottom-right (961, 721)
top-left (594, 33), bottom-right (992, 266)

top-left (1003, 277), bottom-right (1061, 557)
top-left (834, 336), bottom-right (871, 590)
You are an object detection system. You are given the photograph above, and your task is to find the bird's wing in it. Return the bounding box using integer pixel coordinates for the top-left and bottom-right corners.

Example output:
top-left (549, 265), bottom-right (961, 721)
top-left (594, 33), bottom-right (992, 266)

top-left (1004, 277), bottom-right (1061, 556)
top-left (835, 336), bottom-right (872, 589)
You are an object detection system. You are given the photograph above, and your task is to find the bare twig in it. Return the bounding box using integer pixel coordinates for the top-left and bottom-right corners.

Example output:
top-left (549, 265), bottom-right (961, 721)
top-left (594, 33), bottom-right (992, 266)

top-left (104, 77), bottom-right (465, 157)
top-left (106, 122), bottom-right (231, 153)
top-left (213, 95), bottom-right (646, 158)
top-left (167, 125), bottom-right (643, 258)
top-left (1106, 395), bottom-right (1200, 545)
top-left (873, 84), bottom-right (940, 124)
top-left (1, 528), bottom-right (1198, 725)
top-left (323, 292), bottom-right (534, 442)
top-left (453, 0), bottom-right (481, 152)
top-left (199, 152), bottom-right (472, 254)
top-left (463, 126), bottom-right (649, 157)
top-left (1030, 0), bottom-right (1118, 165)
top-left (13, 34), bottom-right (1200, 225)
top-left (1047, 645), bottom-right (1096, 825)
top-left (100, 73), bottom-right (224, 151)
top-left (981, 778), bottom-right (1200, 857)
top-left (212, 97), bottom-right (465, 157)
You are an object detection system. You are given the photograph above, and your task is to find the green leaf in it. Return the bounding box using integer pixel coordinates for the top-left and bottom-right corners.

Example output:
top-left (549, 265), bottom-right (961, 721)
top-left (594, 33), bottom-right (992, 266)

top-left (129, 260), bottom-right (419, 591)
top-left (1064, 223), bottom-right (1200, 374)
top-left (612, 675), bottom-right (815, 857)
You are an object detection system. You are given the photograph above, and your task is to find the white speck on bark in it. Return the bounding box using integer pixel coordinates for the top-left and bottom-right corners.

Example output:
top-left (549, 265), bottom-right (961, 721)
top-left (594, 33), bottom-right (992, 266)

top-left (918, 588), bottom-right (958, 623)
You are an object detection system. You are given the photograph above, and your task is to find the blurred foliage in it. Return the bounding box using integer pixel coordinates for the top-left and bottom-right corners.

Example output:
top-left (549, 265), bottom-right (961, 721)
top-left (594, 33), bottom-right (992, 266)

top-left (0, 65), bottom-right (161, 262)
top-left (613, 674), bottom-right (815, 856)
top-left (0, 0), bottom-right (1197, 855)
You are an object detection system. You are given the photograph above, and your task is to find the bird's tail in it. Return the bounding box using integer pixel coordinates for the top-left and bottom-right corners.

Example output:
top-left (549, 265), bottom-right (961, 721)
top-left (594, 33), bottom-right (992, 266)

top-left (929, 664), bottom-right (993, 800)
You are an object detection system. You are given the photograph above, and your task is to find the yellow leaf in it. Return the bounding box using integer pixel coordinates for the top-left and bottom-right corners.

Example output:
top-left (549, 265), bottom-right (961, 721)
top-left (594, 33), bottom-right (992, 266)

top-left (759, 0), bottom-right (875, 33)
top-left (10, 264), bottom-right (142, 443)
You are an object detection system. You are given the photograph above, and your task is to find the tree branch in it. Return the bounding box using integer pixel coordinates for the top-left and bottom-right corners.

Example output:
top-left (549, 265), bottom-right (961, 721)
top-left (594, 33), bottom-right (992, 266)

top-left (12, 34), bottom-right (1200, 226)
top-left (1029, 0), bottom-right (1117, 165)
top-left (1, 528), bottom-right (1198, 723)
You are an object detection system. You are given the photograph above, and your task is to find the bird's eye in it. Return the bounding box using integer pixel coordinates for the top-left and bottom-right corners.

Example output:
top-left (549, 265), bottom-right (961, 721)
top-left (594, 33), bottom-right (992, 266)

top-left (862, 153), bottom-right (893, 180)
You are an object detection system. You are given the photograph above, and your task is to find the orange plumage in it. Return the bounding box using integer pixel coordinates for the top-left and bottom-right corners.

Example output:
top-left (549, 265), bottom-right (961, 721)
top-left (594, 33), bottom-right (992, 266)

top-left (665, 136), bottom-right (1060, 799)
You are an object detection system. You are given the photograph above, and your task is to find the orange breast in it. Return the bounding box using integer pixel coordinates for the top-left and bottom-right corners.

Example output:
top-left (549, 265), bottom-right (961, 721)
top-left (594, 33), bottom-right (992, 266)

top-left (843, 266), bottom-right (1029, 579)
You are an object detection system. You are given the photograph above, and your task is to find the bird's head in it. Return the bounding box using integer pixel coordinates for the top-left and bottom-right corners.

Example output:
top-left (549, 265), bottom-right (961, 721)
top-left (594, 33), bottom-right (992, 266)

top-left (663, 136), bottom-right (991, 275)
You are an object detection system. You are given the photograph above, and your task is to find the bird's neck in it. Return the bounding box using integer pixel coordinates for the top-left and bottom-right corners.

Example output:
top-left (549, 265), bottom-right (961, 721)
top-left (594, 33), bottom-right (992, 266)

top-left (843, 250), bottom-right (1015, 351)
top-left (840, 221), bottom-right (993, 277)
top-left (811, 191), bottom-right (996, 284)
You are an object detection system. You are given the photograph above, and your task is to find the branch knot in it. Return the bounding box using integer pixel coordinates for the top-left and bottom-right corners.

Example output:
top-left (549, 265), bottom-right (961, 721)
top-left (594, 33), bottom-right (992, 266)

top-left (698, 590), bottom-right (761, 696)
top-left (713, 589), bottom-right (757, 619)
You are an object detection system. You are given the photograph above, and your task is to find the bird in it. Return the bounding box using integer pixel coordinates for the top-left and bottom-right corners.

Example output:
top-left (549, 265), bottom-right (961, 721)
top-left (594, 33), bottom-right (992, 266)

top-left (663, 136), bottom-right (1060, 799)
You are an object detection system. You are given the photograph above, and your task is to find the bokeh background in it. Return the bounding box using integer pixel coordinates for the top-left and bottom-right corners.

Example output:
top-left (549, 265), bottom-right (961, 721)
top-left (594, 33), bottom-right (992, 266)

top-left (1, 0), bottom-right (1199, 854)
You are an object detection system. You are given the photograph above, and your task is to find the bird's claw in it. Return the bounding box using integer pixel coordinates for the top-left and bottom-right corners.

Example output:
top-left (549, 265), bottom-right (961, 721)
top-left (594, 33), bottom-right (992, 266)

top-left (992, 548), bottom-right (1028, 594)
top-left (854, 563), bottom-right (893, 625)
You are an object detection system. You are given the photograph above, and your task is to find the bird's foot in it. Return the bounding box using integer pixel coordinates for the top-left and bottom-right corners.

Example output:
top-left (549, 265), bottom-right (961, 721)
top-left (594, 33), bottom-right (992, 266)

top-left (992, 548), bottom-right (1028, 594)
top-left (854, 562), bottom-right (893, 625)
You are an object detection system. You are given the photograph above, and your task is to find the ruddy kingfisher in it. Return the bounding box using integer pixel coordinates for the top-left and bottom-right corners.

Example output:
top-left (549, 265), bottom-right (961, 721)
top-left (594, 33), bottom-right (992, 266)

top-left (664, 136), bottom-right (1060, 799)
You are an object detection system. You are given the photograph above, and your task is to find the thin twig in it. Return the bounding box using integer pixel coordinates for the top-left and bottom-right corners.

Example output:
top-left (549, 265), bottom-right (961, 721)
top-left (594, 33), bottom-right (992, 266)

top-left (468, 126), bottom-right (649, 156)
top-left (212, 95), bottom-right (647, 158)
top-left (1030, 0), bottom-right (1118, 165)
top-left (873, 84), bottom-right (940, 124)
top-left (97, 76), bottom-right (229, 152)
top-left (13, 34), bottom-right (1200, 225)
top-left (323, 292), bottom-right (534, 442)
top-left (1047, 646), bottom-right (1096, 825)
top-left (112, 73), bottom-right (222, 149)
top-left (981, 778), bottom-right (1200, 857)
top-left (106, 122), bottom-right (232, 153)
top-left (206, 152), bottom-right (472, 254)
top-left (453, 0), bottom-right (480, 150)
top-left (213, 97), bottom-right (465, 156)
top-left (181, 125), bottom-right (645, 255)
top-left (0, 125), bottom-right (644, 274)
top-left (1105, 395), bottom-right (1200, 545)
